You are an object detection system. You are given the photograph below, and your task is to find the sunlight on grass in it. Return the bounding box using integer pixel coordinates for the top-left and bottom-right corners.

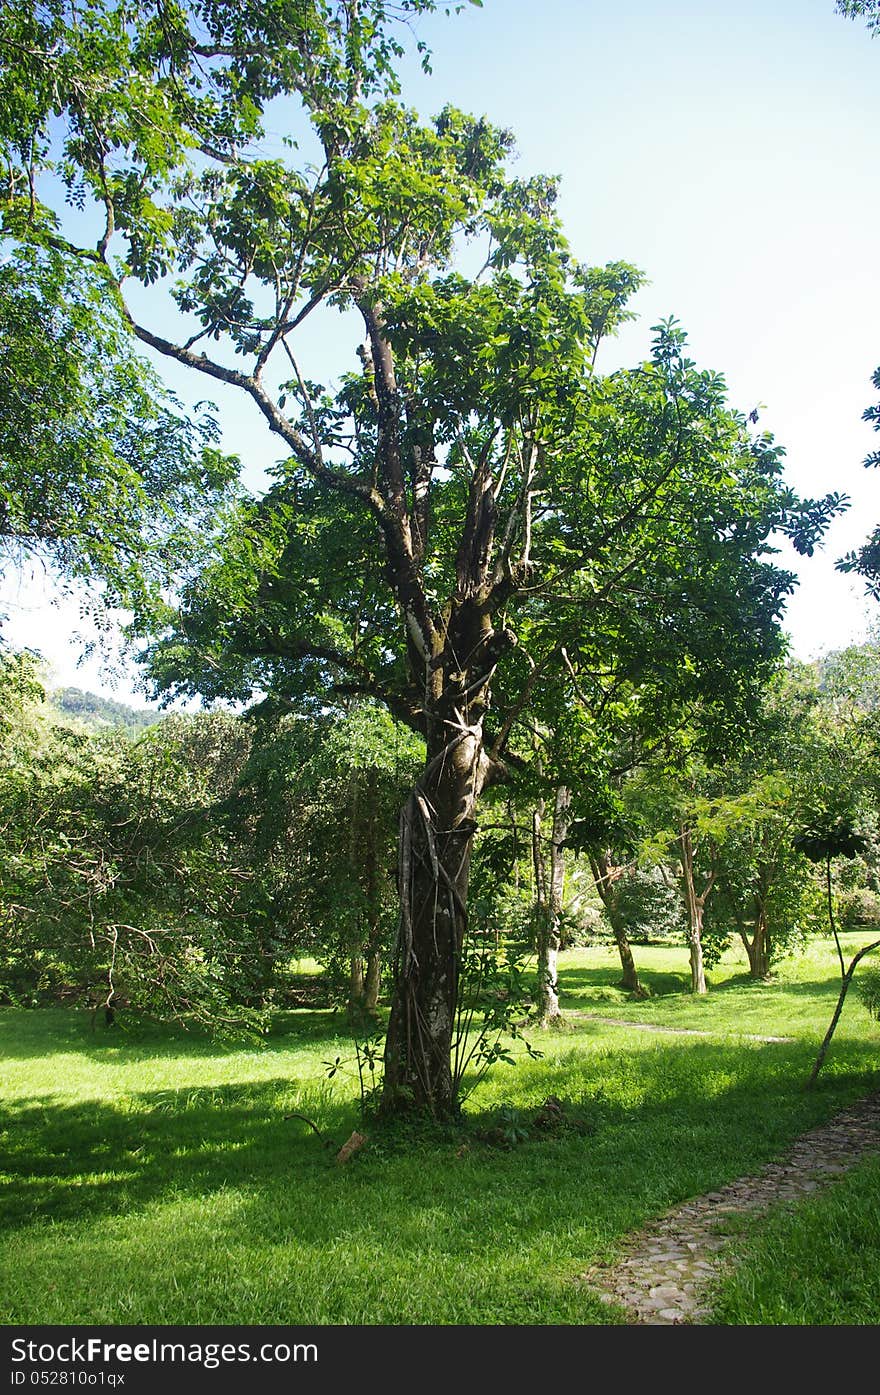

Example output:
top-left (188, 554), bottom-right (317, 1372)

top-left (0, 934), bottom-right (878, 1324)
top-left (709, 1154), bottom-right (880, 1325)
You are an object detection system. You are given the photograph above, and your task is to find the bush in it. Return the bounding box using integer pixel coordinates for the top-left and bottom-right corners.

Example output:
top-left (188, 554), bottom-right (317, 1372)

top-left (857, 965), bottom-right (880, 1021)
top-left (839, 886), bottom-right (880, 927)
top-left (607, 867), bottom-right (685, 943)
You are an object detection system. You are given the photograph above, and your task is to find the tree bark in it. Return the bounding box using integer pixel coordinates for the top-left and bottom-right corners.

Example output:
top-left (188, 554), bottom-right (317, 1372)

top-left (362, 294), bottom-right (516, 1117)
top-left (745, 906), bottom-right (771, 980)
top-left (679, 825), bottom-right (713, 995)
top-left (364, 948), bottom-right (381, 1013)
top-left (381, 718), bottom-right (487, 1118)
top-left (534, 787), bottom-right (570, 1026)
top-left (732, 884), bottom-right (771, 981)
top-left (589, 850), bottom-right (647, 997)
top-left (348, 955), bottom-right (365, 1012)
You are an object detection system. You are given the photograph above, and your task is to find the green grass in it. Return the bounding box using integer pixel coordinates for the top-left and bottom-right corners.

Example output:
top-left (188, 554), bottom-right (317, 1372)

top-left (0, 933), bottom-right (878, 1325)
top-left (708, 1154), bottom-right (880, 1324)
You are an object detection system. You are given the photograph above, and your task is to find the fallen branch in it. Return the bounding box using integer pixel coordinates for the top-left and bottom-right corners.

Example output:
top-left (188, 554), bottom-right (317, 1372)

top-left (284, 1113), bottom-right (337, 1150)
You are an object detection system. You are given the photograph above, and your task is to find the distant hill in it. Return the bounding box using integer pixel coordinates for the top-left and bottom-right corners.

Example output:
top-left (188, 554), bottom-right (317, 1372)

top-left (52, 687), bottom-right (162, 733)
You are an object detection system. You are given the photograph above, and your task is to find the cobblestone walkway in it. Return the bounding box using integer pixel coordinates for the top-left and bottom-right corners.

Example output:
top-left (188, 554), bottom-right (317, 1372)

top-left (580, 1091), bottom-right (880, 1324)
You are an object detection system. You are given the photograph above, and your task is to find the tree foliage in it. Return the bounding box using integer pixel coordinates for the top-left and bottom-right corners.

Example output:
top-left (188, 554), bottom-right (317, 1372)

top-left (0, 656), bottom-right (263, 1032)
top-left (226, 703), bottom-right (423, 1009)
top-left (0, 245), bottom-right (238, 624)
top-left (836, 1), bottom-right (880, 36)
top-left (837, 365), bottom-right (880, 597)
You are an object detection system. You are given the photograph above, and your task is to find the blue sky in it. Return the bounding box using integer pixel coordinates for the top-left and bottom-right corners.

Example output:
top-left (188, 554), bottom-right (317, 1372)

top-left (3, 0), bottom-right (879, 700)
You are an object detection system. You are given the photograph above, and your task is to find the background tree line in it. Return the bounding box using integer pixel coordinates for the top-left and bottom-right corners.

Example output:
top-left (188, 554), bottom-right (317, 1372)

top-left (3, 640), bottom-right (879, 1041)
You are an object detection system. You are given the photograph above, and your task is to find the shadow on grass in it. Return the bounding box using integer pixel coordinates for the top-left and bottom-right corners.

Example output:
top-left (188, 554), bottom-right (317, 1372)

top-left (2, 1033), bottom-right (876, 1246)
top-left (0, 1005), bottom-right (352, 1062)
top-left (557, 964), bottom-right (690, 1000)
top-left (0, 1074), bottom-right (361, 1235)
top-left (557, 961), bottom-right (859, 1005)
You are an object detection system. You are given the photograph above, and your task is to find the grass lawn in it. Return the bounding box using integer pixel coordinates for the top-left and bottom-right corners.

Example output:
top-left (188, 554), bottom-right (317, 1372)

top-left (0, 932), bottom-right (878, 1325)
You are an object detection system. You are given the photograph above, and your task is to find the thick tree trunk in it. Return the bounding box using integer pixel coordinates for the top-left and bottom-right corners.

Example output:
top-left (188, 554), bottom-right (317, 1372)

top-left (534, 787), bottom-right (570, 1026)
top-left (590, 850), bottom-right (647, 997)
top-left (610, 910), bottom-right (645, 996)
top-left (348, 955), bottom-right (365, 1012)
top-left (382, 723), bottom-right (485, 1118)
top-left (733, 909), bottom-right (769, 981)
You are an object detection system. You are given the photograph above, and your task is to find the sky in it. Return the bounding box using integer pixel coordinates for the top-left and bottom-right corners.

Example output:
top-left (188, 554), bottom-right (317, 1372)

top-left (3, 0), bottom-right (879, 703)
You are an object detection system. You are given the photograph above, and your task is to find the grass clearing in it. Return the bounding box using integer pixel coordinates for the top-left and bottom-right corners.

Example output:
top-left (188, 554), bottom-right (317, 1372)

top-left (1, 933), bottom-right (878, 1324)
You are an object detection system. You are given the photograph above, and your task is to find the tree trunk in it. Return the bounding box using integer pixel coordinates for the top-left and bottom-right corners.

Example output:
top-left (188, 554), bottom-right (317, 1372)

top-left (679, 825), bottom-right (713, 995)
top-left (534, 787), bottom-right (570, 1026)
top-left (745, 907), bottom-right (771, 980)
top-left (732, 898), bottom-right (770, 981)
top-left (348, 955), bottom-right (365, 1013)
top-left (364, 948), bottom-right (381, 1013)
top-left (381, 722), bottom-right (485, 1118)
top-left (610, 909), bottom-right (645, 996)
top-left (590, 850), bottom-right (647, 997)
top-left (807, 938), bottom-right (880, 1088)
top-left (688, 920), bottom-right (707, 995)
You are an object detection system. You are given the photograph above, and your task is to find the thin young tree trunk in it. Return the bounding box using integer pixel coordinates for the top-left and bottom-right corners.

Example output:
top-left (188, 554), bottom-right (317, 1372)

top-left (679, 825), bottom-right (713, 995)
top-left (688, 917), bottom-right (707, 995)
top-left (589, 850), bottom-right (647, 996)
top-left (361, 807), bottom-right (382, 1015)
top-left (535, 787), bottom-right (570, 1026)
top-left (346, 764), bottom-right (367, 1016)
top-left (807, 939), bottom-right (880, 1088)
top-left (826, 854), bottom-right (846, 978)
top-left (749, 905), bottom-right (771, 980)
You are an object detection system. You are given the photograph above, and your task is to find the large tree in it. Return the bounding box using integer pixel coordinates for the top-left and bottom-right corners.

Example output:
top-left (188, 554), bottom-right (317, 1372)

top-left (1, 0), bottom-right (841, 1115)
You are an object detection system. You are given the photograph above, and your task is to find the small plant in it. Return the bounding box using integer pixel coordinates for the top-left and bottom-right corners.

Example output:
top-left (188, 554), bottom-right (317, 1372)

top-left (452, 940), bottom-right (543, 1108)
top-left (495, 1104), bottom-right (531, 1148)
top-left (324, 1021), bottom-right (386, 1119)
top-left (478, 1096), bottom-right (595, 1149)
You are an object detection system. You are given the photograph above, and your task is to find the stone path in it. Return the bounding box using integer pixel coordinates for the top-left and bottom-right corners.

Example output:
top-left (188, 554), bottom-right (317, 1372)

top-left (579, 1091), bottom-right (880, 1324)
